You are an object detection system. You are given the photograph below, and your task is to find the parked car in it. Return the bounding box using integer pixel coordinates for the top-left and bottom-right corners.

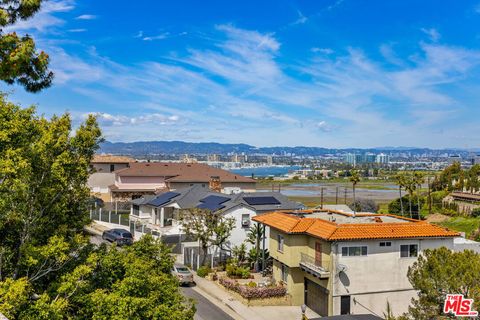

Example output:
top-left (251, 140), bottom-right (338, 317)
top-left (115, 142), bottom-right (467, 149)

top-left (102, 228), bottom-right (133, 246)
top-left (172, 265), bottom-right (194, 285)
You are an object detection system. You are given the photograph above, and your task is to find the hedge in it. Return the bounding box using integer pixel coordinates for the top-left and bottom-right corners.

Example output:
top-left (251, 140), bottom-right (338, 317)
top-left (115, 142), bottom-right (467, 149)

top-left (219, 277), bottom-right (287, 299)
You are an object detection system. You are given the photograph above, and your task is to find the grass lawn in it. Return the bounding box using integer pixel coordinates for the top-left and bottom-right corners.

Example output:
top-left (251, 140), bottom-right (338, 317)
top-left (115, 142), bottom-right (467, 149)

top-left (435, 217), bottom-right (480, 237)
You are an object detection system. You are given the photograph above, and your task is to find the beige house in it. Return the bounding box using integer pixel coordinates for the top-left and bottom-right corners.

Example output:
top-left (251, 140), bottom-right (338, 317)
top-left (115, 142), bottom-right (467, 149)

top-left (110, 162), bottom-right (256, 201)
top-left (253, 210), bottom-right (459, 317)
top-left (88, 155), bottom-right (135, 202)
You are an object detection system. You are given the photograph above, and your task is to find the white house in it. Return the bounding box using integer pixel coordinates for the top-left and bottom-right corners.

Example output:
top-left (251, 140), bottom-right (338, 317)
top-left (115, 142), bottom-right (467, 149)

top-left (129, 186), bottom-right (304, 254)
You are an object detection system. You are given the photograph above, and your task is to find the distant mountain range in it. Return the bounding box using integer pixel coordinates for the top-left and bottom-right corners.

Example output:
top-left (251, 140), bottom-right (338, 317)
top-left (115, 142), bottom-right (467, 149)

top-left (98, 141), bottom-right (479, 157)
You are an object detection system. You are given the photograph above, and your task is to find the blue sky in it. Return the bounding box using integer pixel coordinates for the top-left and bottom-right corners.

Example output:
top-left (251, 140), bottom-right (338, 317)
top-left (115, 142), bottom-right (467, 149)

top-left (2, 0), bottom-right (480, 148)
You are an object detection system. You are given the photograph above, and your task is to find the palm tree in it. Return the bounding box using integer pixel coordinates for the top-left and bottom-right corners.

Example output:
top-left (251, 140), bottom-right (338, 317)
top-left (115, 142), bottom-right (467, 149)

top-left (403, 174), bottom-right (416, 219)
top-left (349, 170), bottom-right (361, 216)
top-left (413, 172), bottom-right (424, 218)
top-left (246, 223), bottom-right (265, 271)
top-left (395, 173), bottom-right (405, 216)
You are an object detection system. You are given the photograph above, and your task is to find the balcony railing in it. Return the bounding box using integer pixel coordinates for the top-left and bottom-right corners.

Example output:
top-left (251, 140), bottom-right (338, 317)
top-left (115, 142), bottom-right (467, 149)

top-left (299, 253), bottom-right (330, 278)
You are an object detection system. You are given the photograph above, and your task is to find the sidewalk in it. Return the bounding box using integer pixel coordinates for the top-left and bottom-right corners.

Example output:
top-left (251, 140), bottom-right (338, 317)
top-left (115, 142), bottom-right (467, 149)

top-left (192, 274), bottom-right (320, 320)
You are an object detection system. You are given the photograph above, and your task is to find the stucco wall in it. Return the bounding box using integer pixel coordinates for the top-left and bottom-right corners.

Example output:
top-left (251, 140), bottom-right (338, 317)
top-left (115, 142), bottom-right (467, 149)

top-left (331, 238), bottom-right (454, 316)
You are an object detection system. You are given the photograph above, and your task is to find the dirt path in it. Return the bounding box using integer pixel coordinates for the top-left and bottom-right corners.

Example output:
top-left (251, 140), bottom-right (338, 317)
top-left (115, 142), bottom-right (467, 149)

top-left (425, 213), bottom-right (450, 223)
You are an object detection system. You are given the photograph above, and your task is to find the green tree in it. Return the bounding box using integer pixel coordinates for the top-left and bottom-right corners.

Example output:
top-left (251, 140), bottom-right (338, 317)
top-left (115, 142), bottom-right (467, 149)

top-left (0, 0), bottom-right (53, 92)
top-left (246, 223), bottom-right (265, 270)
top-left (178, 208), bottom-right (235, 266)
top-left (402, 247), bottom-right (480, 319)
top-left (349, 170), bottom-right (361, 215)
top-left (395, 173), bottom-right (406, 216)
top-left (0, 236), bottom-right (195, 319)
top-left (413, 172), bottom-right (424, 217)
top-left (0, 96), bottom-right (102, 281)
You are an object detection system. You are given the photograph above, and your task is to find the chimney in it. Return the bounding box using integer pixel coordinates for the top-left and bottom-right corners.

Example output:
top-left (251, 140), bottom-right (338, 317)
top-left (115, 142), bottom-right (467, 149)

top-left (209, 176), bottom-right (222, 192)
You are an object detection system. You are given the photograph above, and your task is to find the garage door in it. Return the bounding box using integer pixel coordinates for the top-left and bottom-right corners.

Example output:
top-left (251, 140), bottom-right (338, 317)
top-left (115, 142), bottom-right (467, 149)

top-left (304, 279), bottom-right (329, 317)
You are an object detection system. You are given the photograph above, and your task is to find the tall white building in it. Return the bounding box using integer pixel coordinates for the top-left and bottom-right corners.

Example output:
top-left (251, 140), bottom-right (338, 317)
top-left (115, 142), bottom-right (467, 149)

top-left (375, 153), bottom-right (390, 164)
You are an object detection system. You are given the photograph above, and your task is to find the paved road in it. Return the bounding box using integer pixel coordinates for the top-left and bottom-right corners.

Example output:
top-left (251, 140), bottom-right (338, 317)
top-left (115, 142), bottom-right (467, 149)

top-left (181, 286), bottom-right (235, 320)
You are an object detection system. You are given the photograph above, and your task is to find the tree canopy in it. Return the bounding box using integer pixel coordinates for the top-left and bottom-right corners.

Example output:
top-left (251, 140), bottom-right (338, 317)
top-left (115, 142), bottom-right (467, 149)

top-left (0, 0), bottom-right (53, 92)
top-left (0, 235), bottom-right (196, 319)
top-left (400, 247), bottom-right (480, 319)
top-left (179, 208), bottom-right (235, 266)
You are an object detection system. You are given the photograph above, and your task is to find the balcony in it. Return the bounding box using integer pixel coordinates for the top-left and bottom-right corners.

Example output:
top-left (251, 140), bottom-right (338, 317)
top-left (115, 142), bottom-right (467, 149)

top-left (299, 253), bottom-right (330, 278)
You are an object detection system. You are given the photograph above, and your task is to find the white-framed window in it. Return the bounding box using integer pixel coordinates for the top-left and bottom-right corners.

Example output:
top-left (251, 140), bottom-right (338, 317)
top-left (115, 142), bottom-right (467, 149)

top-left (400, 244), bottom-right (418, 257)
top-left (341, 246), bottom-right (368, 257)
top-left (379, 241), bottom-right (392, 247)
top-left (281, 263), bottom-right (289, 282)
top-left (277, 234), bottom-right (284, 252)
top-left (241, 214), bottom-right (250, 227)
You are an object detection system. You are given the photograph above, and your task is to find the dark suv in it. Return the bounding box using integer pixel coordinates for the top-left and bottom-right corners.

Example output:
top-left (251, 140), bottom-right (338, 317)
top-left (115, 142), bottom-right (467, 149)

top-left (102, 229), bottom-right (133, 246)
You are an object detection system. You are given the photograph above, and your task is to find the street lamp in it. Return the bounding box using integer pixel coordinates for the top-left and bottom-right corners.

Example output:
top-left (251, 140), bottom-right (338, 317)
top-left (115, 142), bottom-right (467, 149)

top-left (301, 304), bottom-right (308, 320)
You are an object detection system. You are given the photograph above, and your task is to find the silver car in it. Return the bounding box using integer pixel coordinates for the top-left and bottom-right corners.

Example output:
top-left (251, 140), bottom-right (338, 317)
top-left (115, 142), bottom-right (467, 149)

top-left (172, 265), bottom-right (194, 285)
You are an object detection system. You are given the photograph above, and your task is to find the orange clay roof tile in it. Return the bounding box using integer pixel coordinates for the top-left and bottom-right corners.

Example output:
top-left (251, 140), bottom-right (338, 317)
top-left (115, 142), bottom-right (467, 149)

top-left (252, 212), bottom-right (459, 241)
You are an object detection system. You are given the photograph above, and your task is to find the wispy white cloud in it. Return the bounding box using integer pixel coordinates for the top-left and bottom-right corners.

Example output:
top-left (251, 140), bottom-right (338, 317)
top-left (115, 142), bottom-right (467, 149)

top-left (75, 14), bottom-right (97, 20)
top-left (18, 22), bottom-right (480, 147)
top-left (68, 28), bottom-right (87, 33)
top-left (84, 112), bottom-right (180, 126)
top-left (312, 47), bottom-right (334, 54)
top-left (143, 32), bottom-right (170, 41)
top-left (293, 10), bottom-right (308, 25)
top-left (421, 27), bottom-right (441, 42)
top-left (3, 0), bottom-right (74, 33)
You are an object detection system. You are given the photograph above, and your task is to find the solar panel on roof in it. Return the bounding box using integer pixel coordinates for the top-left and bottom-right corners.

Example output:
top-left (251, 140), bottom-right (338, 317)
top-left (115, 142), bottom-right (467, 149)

top-left (196, 202), bottom-right (225, 211)
top-left (200, 195), bottom-right (230, 204)
top-left (147, 192), bottom-right (180, 207)
top-left (243, 196), bottom-right (281, 206)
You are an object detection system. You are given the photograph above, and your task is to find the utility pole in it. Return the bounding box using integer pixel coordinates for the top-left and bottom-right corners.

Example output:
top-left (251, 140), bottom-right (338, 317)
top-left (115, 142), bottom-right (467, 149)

top-left (428, 176), bottom-right (432, 215)
top-left (344, 187), bottom-right (347, 204)
top-left (320, 187), bottom-right (324, 209)
top-left (335, 186), bottom-right (339, 205)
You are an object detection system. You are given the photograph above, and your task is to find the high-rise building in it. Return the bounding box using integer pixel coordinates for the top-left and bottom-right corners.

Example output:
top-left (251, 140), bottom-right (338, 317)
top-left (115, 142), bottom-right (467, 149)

top-left (207, 154), bottom-right (220, 162)
top-left (375, 153), bottom-right (390, 164)
top-left (266, 155), bottom-right (273, 165)
top-left (344, 153), bottom-right (363, 166)
top-left (364, 153), bottom-right (376, 163)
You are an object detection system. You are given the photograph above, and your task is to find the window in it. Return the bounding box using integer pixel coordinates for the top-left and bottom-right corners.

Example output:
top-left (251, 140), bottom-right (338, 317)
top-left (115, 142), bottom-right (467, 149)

top-left (281, 263), bottom-right (288, 282)
top-left (380, 241), bottom-right (392, 247)
top-left (132, 204), bottom-right (140, 216)
top-left (340, 296), bottom-right (351, 315)
top-left (400, 244), bottom-right (418, 257)
top-left (110, 164), bottom-right (115, 172)
top-left (341, 246), bottom-right (368, 257)
top-left (277, 234), bottom-right (284, 252)
top-left (241, 214), bottom-right (250, 227)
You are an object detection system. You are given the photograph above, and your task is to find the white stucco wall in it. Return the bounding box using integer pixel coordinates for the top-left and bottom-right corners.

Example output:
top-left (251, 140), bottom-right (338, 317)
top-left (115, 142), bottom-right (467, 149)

top-left (224, 206), bottom-right (256, 250)
top-left (331, 237), bottom-right (454, 316)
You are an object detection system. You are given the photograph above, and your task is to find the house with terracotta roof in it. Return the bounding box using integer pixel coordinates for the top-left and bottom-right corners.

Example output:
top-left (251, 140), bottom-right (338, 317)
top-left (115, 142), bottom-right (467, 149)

top-left (252, 210), bottom-right (459, 317)
top-left (109, 162), bottom-right (256, 201)
top-left (88, 154), bottom-right (136, 201)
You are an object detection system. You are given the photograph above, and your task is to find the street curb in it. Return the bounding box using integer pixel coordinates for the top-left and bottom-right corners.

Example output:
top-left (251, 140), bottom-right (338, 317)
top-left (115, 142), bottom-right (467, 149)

top-left (190, 283), bottom-right (244, 320)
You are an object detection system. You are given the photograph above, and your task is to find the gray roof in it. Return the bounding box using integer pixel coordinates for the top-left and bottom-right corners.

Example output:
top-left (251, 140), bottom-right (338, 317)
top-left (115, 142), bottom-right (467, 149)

top-left (132, 185), bottom-right (304, 213)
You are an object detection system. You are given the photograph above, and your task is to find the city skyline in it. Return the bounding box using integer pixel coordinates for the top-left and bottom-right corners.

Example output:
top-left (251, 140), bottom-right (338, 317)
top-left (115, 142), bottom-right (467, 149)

top-left (2, 0), bottom-right (480, 148)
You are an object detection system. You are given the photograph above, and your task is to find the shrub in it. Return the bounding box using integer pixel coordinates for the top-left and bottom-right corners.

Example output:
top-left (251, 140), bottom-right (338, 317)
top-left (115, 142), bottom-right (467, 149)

top-left (219, 278), bottom-right (286, 300)
top-left (226, 263), bottom-right (251, 279)
top-left (471, 208), bottom-right (480, 218)
top-left (247, 281), bottom-right (257, 288)
top-left (350, 198), bottom-right (379, 213)
top-left (196, 266), bottom-right (212, 278)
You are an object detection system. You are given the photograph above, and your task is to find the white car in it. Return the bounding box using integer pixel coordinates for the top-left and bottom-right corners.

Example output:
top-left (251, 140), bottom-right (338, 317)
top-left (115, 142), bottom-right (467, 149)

top-left (172, 265), bottom-right (194, 285)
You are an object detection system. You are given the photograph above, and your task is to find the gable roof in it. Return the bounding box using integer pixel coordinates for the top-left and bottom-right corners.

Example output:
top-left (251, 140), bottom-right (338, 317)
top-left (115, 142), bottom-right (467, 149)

top-left (115, 162), bottom-right (255, 183)
top-left (132, 185), bottom-right (304, 213)
top-left (253, 211), bottom-right (459, 241)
